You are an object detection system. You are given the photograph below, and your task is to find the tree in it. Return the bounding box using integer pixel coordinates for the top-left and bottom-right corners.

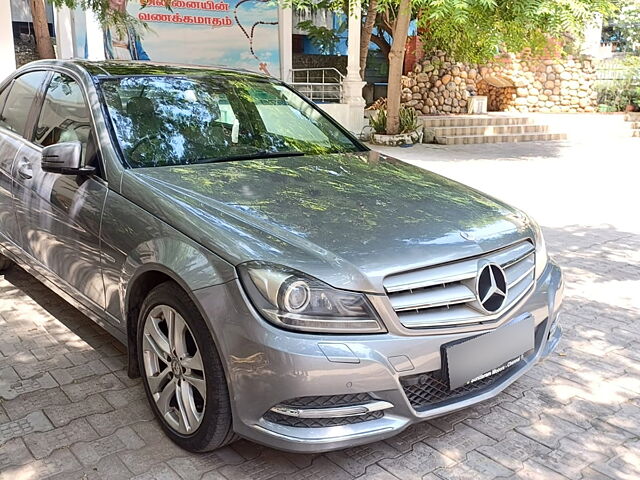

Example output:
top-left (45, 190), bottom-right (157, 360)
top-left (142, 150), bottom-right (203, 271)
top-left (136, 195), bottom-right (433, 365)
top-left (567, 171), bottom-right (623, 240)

top-left (30, 0), bottom-right (55, 59)
top-left (373, 0), bottom-right (616, 134)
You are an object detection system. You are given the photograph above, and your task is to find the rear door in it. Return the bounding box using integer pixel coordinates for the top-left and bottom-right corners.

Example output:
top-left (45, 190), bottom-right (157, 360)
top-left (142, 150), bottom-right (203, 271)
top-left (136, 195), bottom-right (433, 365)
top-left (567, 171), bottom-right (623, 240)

top-left (12, 71), bottom-right (108, 310)
top-left (0, 70), bottom-right (49, 251)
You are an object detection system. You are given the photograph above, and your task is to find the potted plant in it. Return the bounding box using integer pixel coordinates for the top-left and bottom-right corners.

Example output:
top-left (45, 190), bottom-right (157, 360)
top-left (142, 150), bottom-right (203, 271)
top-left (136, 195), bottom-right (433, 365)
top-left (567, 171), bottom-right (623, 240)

top-left (370, 106), bottom-right (423, 146)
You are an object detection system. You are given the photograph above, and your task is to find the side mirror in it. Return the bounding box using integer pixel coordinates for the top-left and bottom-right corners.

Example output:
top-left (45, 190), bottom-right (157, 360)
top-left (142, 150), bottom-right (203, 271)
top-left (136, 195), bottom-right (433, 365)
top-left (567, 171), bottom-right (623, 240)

top-left (41, 141), bottom-right (94, 175)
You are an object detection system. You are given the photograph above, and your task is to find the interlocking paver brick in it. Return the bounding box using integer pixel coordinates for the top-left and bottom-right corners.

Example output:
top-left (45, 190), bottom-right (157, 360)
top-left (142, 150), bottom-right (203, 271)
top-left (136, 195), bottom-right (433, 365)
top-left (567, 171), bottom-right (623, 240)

top-left (44, 393), bottom-right (113, 427)
top-left (1, 386), bottom-right (69, 420)
top-left (516, 413), bottom-right (585, 448)
top-left (378, 442), bottom-right (455, 480)
top-left (434, 451), bottom-right (513, 480)
top-left (425, 423), bottom-right (496, 461)
top-left (118, 421), bottom-right (190, 474)
top-left (281, 456), bottom-right (354, 480)
top-left (131, 463), bottom-right (182, 480)
top-left (218, 450), bottom-right (298, 480)
top-left (166, 447), bottom-right (244, 480)
top-left (0, 447), bottom-right (81, 480)
top-left (0, 411), bottom-right (53, 444)
top-left (0, 371), bottom-right (58, 400)
top-left (48, 454), bottom-right (134, 480)
top-left (353, 465), bottom-right (402, 480)
top-left (71, 426), bottom-right (145, 465)
top-left (0, 438), bottom-right (33, 471)
top-left (50, 359), bottom-right (110, 385)
top-left (23, 417), bottom-right (99, 459)
top-left (476, 430), bottom-right (551, 472)
top-left (464, 406), bottom-right (530, 441)
top-left (532, 436), bottom-right (607, 479)
top-left (12, 355), bottom-right (72, 379)
top-left (61, 372), bottom-right (126, 402)
top-left (87, 401), bottom-right (155, 436)
top-left (102, 384), bottom-right (147, 409)
top-left (327, 441), bottom-right (400, 476)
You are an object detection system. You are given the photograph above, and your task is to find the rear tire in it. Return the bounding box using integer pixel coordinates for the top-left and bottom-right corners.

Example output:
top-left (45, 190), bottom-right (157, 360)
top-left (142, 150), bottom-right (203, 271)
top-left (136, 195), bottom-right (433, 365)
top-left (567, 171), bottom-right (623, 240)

top-left (137, 281), bottom-right (235, 452)
top-left (0, 254), bottom-right (11, 272)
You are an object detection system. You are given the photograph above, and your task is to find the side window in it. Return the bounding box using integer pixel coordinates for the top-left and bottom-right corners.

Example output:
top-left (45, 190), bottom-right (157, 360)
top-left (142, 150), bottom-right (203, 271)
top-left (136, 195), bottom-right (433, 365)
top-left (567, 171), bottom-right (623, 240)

top-left (35, 73), bottom-right (92, 160)
top-left (0, 71), bottom-right (49, 135)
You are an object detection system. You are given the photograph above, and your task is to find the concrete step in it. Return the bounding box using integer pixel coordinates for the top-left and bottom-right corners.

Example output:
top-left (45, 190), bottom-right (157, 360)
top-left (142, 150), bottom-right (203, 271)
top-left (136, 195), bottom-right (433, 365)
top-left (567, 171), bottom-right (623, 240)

top-left (629, 122), bottom-right (640, 129)
top-left (429, 124), bottom-right (550, 136)
top-left (420, 115), bottom-right (536, 128)
top-left (624, 112), bottom-right (640, 122)
top-left (434, 132), bottom-right (567, 145)
top-left (632, 130), bottom-right (640, 138)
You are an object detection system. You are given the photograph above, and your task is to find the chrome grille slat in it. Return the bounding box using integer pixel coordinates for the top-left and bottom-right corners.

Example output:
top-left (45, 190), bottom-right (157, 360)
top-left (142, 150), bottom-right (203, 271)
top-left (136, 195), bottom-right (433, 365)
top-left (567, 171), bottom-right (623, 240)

top-left (390, 284), bottom-right (476, 312)
top-left (385, 240), bottom-right (535, 330)
top-left (384, 261), bottom-right (476, 293)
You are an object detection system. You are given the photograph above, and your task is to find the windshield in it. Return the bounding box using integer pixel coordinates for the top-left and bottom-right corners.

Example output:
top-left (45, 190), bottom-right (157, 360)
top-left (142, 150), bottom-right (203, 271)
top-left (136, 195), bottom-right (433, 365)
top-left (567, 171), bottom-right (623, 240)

top-left (99, 75), bottom-right (363, 168)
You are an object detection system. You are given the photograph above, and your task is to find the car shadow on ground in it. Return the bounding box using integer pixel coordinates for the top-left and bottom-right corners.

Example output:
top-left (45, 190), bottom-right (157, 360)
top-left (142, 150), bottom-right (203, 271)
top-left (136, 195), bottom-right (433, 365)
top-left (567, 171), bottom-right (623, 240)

top-left (0, 221), bottom-right (638, 478)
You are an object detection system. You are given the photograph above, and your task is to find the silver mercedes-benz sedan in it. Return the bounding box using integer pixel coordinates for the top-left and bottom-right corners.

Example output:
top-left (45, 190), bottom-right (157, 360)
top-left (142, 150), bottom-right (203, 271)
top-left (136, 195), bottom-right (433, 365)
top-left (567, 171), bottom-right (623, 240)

top-left (0, 60), bottom-right (563, 453)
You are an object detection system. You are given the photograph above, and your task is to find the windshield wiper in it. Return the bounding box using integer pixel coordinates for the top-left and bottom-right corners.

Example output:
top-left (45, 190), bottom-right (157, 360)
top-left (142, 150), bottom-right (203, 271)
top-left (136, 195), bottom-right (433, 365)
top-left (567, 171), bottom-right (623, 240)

top-left (195, 150), bottom-right (305, 164)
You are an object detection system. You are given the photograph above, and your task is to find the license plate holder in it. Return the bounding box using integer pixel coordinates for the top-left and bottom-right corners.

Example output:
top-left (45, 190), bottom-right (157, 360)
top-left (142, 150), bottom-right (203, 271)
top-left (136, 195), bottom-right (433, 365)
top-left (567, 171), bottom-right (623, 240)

top-left (444, 315), bottom-right (535, 390)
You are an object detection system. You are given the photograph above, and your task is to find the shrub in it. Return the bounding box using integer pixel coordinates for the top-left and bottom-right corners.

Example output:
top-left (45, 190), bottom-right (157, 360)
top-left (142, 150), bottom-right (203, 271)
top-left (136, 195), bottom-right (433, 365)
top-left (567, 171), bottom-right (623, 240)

top-left (369, 106), bottom-right (419, 134)
top-left (369, 108), bottom-right (387, 134)
top-left (399, 105), bottom-right (419, 133)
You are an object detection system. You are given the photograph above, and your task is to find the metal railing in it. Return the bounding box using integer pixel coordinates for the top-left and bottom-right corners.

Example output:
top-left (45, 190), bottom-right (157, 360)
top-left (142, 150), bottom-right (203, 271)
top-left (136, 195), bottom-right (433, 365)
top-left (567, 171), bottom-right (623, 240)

top-left (289, 68), bottom-right (345, 103)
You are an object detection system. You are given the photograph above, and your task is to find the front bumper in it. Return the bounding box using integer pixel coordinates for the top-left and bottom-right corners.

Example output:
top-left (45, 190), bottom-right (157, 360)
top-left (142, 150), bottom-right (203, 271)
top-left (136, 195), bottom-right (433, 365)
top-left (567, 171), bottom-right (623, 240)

top-left (194, 259), bottom-right (564, 453)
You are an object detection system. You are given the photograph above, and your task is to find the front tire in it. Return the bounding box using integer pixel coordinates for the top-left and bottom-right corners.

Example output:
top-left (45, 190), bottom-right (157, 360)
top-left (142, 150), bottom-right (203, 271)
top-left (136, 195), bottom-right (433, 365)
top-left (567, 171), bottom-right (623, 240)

top-left (137, 281), bottom-right (235, 452)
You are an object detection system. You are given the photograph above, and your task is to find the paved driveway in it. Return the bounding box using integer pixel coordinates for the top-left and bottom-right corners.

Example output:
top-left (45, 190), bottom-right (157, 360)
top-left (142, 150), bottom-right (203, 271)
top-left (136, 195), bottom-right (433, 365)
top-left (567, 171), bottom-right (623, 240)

top-left (1, 131), bottom-right (639, 479)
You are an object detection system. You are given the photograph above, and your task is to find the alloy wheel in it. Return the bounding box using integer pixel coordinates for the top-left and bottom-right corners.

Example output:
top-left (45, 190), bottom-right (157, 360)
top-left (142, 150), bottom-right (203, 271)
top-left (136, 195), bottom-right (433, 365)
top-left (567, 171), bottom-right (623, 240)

top-left (142, 305), bottom-right (206, 434)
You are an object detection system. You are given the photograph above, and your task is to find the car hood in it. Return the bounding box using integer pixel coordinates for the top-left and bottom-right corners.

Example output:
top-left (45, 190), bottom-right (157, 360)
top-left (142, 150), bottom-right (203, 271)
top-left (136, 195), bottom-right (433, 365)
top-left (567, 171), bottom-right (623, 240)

top-left (122, 151), bottom-right (534, 293)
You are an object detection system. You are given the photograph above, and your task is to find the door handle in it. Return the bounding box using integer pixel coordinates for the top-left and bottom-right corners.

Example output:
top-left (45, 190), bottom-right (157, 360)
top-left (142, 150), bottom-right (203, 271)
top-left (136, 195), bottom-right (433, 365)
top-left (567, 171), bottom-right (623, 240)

top-left (17, 160), bottom-right (33, 180)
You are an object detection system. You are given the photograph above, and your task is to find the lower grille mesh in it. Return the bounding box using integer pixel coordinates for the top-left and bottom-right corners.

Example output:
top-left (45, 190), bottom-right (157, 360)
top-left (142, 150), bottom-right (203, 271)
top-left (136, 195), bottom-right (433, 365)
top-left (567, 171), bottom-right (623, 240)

top-left (401, 363), bottom-right (522, 411)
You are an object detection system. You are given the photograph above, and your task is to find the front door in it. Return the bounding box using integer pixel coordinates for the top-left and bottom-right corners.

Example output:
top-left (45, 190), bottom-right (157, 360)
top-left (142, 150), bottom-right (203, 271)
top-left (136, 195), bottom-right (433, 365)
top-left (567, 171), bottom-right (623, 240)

top-left (0, 71), bottom-right (49, 249)
top-left (12, 72), bottom-right (108, 310)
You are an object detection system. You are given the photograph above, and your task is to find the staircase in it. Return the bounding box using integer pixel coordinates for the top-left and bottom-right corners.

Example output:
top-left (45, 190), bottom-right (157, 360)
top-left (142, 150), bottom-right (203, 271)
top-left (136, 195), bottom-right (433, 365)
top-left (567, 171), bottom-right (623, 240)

top-left (624, 113), bottom-right (640, 137)
top-left (420, 114), bottom-right (567, 145)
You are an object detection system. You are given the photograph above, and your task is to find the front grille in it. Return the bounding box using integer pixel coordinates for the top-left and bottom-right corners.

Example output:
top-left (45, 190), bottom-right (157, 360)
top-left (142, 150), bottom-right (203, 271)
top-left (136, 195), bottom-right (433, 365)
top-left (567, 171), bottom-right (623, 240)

top-left (384, 239), bottom-right (535, 329)
top-left (263, 410), bottom-right (383, 428)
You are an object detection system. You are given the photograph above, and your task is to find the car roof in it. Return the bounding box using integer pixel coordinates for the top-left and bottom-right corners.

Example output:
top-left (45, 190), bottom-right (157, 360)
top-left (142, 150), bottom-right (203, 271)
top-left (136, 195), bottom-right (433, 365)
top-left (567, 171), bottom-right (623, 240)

top-left (19, 59), bottom-right (273, 81)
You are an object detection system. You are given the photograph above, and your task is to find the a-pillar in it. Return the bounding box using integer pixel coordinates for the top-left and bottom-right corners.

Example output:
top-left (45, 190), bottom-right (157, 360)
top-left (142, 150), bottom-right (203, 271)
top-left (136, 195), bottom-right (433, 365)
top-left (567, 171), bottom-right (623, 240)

top-left (342, 0), bottom-right (366, 134)
top-left (0, 1), bottom-right (16, 81)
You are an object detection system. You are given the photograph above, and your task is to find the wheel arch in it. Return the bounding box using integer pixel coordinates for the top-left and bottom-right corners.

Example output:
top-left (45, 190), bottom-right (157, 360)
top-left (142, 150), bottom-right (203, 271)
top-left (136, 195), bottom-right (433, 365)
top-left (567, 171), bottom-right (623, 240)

top-left (121, 238), bottom-right (236, 378)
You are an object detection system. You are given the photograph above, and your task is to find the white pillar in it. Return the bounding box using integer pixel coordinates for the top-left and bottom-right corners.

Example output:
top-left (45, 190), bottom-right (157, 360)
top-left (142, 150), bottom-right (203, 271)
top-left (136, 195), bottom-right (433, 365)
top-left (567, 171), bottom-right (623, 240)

top-left (54, 6), bottom-right (76, 59)
top-left (278, 5), bottom-right (293, 81)
top-left (85, 9), bottom-right (106, 60)
top-left (342, 0), bottom-right (366, 134)
top-left (0, 1), bottom-right (16, 81)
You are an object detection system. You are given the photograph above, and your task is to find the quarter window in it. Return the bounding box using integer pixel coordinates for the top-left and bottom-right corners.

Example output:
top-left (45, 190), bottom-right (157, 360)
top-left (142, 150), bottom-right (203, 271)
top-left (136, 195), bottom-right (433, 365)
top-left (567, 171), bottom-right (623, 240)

top-left (0, 71), bottom-right (48, 135)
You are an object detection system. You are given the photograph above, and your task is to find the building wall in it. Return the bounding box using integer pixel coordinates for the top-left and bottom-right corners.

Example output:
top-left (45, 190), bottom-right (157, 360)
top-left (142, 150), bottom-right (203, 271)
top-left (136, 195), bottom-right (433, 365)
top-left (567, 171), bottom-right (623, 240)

top-left (401, 50), bottom-right (598, 115)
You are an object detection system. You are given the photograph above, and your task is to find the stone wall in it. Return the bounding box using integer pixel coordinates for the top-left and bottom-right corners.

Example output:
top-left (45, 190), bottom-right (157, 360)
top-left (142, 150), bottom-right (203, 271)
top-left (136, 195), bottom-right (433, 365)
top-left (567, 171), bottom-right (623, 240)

top-left (401, 50), bottom-right (598, 115)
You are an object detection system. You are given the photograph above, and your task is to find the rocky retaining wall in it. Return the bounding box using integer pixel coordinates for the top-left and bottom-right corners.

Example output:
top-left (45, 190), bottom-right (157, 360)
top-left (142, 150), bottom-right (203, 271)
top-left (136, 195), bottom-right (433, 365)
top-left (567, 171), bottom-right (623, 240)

top-left (401, 50), bottom-right (598, 114)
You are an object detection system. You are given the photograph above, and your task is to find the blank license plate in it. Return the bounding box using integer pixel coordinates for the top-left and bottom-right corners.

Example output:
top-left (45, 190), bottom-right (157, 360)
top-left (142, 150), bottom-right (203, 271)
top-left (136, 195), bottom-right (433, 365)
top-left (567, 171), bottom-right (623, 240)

top-left (445, 315), bottom-right (535, 390)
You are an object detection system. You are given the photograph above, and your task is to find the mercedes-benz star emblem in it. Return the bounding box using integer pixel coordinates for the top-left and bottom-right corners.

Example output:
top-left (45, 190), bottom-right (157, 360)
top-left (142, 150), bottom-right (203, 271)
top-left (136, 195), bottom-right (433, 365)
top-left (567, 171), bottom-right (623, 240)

top-left (476, 263), bottom-right (508, 313)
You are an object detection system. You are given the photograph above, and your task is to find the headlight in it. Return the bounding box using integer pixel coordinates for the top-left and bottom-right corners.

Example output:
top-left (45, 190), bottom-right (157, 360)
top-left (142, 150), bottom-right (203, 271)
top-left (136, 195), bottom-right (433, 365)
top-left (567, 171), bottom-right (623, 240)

top-left (238, 261), bottom-right (386, 334)
top-left (533, 221), bottom-right (548, 279)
